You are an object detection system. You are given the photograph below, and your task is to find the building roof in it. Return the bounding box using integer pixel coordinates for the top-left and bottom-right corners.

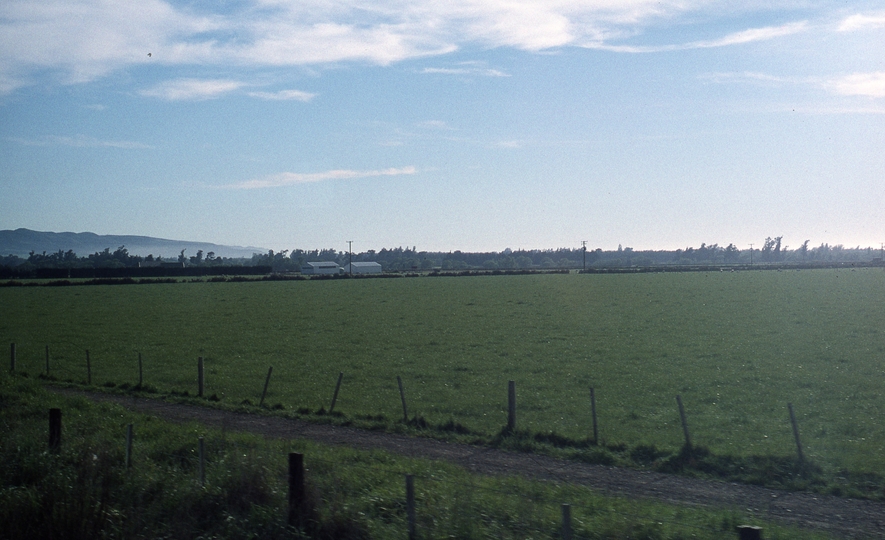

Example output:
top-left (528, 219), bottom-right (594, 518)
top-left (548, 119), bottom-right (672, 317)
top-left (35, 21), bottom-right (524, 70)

top-left (303, 261), bottom-right (339, 267)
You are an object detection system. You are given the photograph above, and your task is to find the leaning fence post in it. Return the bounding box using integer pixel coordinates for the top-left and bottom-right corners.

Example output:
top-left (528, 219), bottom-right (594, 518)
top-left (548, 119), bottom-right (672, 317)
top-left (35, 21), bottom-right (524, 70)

top-left (397, 376), bottom-right (409, 422)
top-left (49, 408), bottom-right (62, 452)
top-left (288, 453), bottom-right (306, 528)
top-left (507, 380), bottom-right (516, 432)
top-left (125, 424), bottom-right (134, 469)
top-left (676, 395), bottom-right (691, 450)
top-left (329, 372), bottom-right (343, 413)
top-left (590, 387), bottom-right (599, 445)
top-left (86, 350), bottom-right (91, 385)
top-left (788, 403), bottom-right (804, 463)
top-left (198, 357), bottom-right (204, 397)
top-left (406, 474), bottom-right (416, 540)
top-left (259, 366), bottom-right (273, 407)
top-left (561, 503), bottom-right (573, 540)
top-left (10, 343), bottom-right (15, 373)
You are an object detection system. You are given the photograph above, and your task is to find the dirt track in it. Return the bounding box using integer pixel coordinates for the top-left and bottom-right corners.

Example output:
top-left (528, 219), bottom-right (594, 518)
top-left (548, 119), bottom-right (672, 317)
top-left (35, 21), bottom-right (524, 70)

top-left (54, 389), bottom-right (885, 539)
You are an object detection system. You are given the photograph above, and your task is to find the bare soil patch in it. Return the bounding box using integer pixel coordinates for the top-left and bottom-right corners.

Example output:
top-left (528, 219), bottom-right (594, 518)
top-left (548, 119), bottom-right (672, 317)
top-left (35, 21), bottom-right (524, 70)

top-left (54, 388), bottom-right (885, 539)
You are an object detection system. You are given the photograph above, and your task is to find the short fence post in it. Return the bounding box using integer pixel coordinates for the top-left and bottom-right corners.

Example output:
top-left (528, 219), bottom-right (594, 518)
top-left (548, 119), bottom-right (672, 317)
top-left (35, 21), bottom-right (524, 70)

top-left (507, 380), bottom-right (516, 432)
top-left (737, 525), bottom-right (763, 540)
top-left (49, 408), bottom-right (62, 452)
top-left (406, 474), bottom-right (416, 540)
top-left (288, 453), bottom-right (306, 528)
top-left (198, 436), bottom-right (205, 486)
top-left (45, 345), bottom-right (50, 375)
top-left (329, 372), bottom-right (343, 413)
top-left (676, 395), bottom-right (691, 450)
top-left (397, 376), bottom-right (409, 422)
top-left (138, 352), bottom-right (143, 388)
top-left (198, 357), bottom-right (204, 397)
top-left (125, 424), bottom-right (133, 469)
top-left (10, 343), bottom-right (15, 373)
top-left (259, 366), bottom-right (273, 407)
top-left (561, 503), bottom-right (572, 540)
top-left (86, 350), bottom-right (91, 385)
top-left (590, 387), bottom-right (599, 444)
top-left (788, 403), bottom-right (804, 463)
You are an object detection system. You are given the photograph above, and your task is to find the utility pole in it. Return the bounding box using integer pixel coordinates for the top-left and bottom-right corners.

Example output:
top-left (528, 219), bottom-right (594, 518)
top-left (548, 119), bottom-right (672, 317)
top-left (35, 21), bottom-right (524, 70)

top-left (749, 244), bottom-right (754, 265)
top-left (581, 241), bottom-right (587, 271)
top-left (347, 241), bottom-right (353, 275)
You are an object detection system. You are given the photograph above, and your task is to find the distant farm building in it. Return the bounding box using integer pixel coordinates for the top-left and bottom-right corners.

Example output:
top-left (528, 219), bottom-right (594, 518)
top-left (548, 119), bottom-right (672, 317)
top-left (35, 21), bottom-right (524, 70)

top-left (301, 261), bottom-right (341, 275)
top-left (343, 262), bottom-right (382, 274)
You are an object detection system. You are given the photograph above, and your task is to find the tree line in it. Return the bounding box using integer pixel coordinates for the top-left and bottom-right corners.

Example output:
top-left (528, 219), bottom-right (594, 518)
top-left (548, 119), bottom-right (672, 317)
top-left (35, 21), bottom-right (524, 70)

top-left (2, 238), bottom-right (882, 277)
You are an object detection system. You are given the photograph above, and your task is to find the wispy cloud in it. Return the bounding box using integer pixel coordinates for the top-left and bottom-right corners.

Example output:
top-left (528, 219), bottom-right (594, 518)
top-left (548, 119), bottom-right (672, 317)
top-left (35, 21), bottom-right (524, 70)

top-left (7, 134), bottom-right (152, 149)
top-left (4, 0), bottom-right (793, 94)
top-left (247, 89), bottom-right (316, 101)
top-left (140, 78), bottom-right (245, 101)
top-left (828, 72), bottom-right (885, 98)
top-left (589, 21), bottom-right (808, 53)
top-left (228, 166), bottom-right (417, 189)
top-left (838, 11), bottom-right (885, 32)
top-left (421, 66), bottom-right (509, 77)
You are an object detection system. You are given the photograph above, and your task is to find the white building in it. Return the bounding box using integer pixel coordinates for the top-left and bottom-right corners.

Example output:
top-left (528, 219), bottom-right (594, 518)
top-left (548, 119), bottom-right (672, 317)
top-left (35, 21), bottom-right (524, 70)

top-left (301, 261), bottom-right (341, 275)
top-left (342, 262), bottom-right (383, 274)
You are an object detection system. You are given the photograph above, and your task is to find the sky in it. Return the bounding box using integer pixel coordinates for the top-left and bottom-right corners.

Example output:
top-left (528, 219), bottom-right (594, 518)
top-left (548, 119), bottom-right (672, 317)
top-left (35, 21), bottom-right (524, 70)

top-left (1, 1), bottom-right (884, 254)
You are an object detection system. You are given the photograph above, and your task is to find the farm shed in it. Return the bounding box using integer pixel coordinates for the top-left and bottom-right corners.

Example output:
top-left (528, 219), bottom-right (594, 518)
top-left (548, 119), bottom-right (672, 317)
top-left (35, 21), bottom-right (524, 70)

top-left (301, 261), bottom-right (341, 275)
top-left (342, 262), bottom-right (383, 274)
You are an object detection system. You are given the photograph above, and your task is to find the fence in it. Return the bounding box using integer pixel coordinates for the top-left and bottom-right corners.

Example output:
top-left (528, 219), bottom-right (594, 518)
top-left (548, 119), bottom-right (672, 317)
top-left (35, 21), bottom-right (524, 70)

top-left (39, 407), bottom-right (768, 539)
top-left (12, 342), bottom-right (809, 465)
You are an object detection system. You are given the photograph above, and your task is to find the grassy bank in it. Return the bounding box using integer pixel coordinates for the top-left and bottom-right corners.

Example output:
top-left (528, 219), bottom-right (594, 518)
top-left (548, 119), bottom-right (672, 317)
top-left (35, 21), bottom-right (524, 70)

top-left (0, 373), bottom-right (830, 539)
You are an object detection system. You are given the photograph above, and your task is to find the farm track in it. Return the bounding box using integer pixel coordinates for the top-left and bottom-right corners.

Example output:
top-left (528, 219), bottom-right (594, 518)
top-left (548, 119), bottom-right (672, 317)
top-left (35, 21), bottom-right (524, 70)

top-left (53, 388), bottom-right (885, 539)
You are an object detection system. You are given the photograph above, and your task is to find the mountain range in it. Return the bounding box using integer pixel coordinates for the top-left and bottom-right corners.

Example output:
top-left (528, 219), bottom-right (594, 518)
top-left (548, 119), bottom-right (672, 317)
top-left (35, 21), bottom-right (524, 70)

top-left (0, 229), bottom-right (265, 259)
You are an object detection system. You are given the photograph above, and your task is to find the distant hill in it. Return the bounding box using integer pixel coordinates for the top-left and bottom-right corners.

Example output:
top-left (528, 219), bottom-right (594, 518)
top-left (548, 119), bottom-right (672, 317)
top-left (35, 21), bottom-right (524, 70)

top-left (0, 229), bottom-right (265, 259)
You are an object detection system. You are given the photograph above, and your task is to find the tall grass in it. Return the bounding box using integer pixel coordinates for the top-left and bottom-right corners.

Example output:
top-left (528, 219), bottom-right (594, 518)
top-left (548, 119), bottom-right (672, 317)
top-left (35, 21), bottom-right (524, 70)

top-left (2, 269), bottom-right (884, 481)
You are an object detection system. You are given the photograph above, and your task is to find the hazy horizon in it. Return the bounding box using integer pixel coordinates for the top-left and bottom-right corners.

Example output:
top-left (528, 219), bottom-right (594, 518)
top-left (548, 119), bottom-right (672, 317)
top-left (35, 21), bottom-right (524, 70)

top-left (2, 1), bottom-right (883, 253)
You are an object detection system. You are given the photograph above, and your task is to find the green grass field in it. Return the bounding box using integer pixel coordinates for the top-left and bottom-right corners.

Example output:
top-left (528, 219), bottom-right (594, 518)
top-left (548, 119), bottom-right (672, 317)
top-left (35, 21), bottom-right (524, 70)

top-left (3, 269), bottom-right (884, 482)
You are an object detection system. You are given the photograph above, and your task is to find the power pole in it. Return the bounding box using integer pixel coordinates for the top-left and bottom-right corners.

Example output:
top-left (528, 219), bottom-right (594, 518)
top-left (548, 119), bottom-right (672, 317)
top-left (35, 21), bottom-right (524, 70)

top-left (581, 241), bottom-right (587, 271)
top-left (347, 241), bottom-right (353, 275)
top-left (749, 244), bottom-right (754, 265)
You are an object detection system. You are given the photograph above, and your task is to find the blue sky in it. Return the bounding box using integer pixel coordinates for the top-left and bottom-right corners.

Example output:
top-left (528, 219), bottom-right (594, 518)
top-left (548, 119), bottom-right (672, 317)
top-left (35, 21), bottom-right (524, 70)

top-left (1, 1), bottom-right (883, 253)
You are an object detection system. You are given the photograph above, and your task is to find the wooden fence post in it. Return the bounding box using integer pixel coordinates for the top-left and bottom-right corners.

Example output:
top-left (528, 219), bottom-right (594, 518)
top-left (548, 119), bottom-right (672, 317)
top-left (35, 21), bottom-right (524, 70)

top-left (198, 436), bottom-right (205, 486)
top-left (507, 380), bottom-right (516, 432)
top-left (788, 403), bottom-right (804, 463)
top-left (406, 474), bottom-right (416, 540)
top-left (49, 408), bottom-right (62, 452)
top-left (737, 525), bottom-right (762, 540)
top-left (125, 424), bottom-right (133, 469)
top-left (676, 395), bottom-right (691, 450)
top-left (10, 343), bottom-right (15, 373)
top-left (561, 503), bottom-right (573, 540)
top-left (288, 453), bottom-right (306, 528)
top-left (259, 366), bottom-right (273, 407)
top-left (397, 376), bottom-right (409, 422)
top-left (138, 352), bottom-right (143, 388)
top-left (45, 345), bottom-right (50, 375)
top-left (590, 387), bottom-right (599, 445)
top-left (86, 350), bottom-right (91, 385)
top-left (198, 357), bottom-right (204, 398)
top-left (329, 372), bottom-right (343, 413)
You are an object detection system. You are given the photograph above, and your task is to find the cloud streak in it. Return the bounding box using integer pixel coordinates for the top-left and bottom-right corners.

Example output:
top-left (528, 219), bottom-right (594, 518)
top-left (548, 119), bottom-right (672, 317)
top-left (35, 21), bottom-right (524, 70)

top-left (7, 134), bottom-right (152, 149)
top-left (228, 166), bottom-right (417, 189)
top-left (0, 0), bottom-right (822, 94)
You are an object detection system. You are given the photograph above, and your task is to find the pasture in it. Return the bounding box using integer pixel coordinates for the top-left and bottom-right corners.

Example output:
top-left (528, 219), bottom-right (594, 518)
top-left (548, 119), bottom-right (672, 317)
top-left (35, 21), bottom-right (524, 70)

top-left (2, 268), bottom-right (884, 478)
